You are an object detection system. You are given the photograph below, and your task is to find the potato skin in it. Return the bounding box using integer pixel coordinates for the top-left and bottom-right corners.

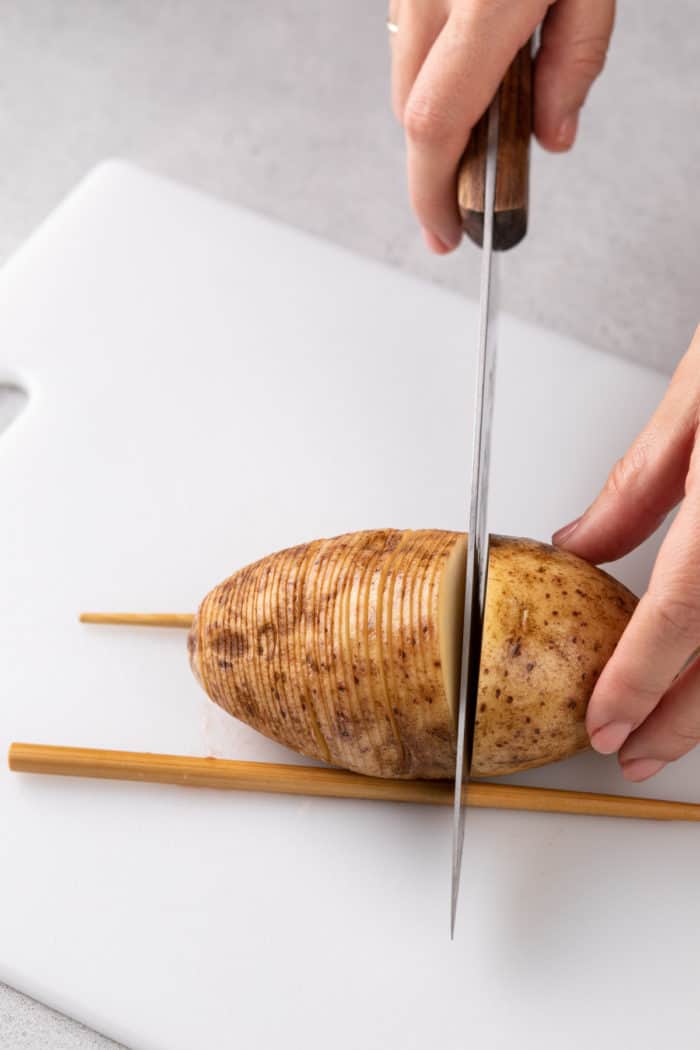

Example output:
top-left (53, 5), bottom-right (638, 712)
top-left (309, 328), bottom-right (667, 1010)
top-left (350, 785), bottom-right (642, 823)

top-left (189, 530), bottom-right (460, 779)
top-left (472, 536), bottom-right (637, 776)
top-left (189, 531), bottom-right (637, 779)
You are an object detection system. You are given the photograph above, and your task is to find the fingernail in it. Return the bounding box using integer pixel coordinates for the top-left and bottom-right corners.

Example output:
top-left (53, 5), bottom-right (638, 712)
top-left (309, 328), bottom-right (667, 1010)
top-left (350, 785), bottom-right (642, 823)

top-left (552, 516), bottom-right (582, 547)
top-left (620, 757), bottom-right (666, 782)
top-left (421, 227), bottom-right (451, 254)
top-left (590, 720), bottom-right (633, 755)
top-left (421, 226), bottom-right (459, 253)
top-left (556, 112), bottom-right (579, 148)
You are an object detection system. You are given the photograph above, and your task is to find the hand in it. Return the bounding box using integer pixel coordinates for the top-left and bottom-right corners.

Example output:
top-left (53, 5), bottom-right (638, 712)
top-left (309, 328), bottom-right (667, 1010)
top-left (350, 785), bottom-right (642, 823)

top-left (388, 0), bottom-right (615, 253)
top-left (553, 326), bottom-right (700, 782)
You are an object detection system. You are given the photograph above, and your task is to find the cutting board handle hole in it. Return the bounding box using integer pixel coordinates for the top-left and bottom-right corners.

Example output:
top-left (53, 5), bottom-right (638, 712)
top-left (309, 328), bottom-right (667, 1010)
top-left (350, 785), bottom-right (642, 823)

top-left (0, 382), bottom-right (29, 438)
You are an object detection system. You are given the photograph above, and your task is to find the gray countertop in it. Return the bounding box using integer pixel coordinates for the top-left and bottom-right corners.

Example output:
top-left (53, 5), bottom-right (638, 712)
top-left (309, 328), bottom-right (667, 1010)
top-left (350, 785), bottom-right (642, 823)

top-left (0, 1), bottom-right (697, 1046)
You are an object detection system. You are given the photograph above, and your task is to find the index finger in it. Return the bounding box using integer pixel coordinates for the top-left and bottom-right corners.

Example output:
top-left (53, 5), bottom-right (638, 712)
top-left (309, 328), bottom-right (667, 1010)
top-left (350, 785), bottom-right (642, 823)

top-left (586, 433), bottom-right (700, 755)
top-left (403, 0), bottom-right (545, 250)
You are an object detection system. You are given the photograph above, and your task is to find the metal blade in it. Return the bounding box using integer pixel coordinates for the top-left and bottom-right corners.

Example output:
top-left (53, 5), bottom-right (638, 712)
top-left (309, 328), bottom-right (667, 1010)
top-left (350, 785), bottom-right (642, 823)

top-left (451, 94), bottom-right (500, 937)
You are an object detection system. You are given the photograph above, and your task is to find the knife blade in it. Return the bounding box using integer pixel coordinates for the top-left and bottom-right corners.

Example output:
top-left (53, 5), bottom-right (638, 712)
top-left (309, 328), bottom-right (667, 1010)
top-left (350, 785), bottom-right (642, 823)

top-left (450, 93), bottom-right (500, 939)
top-left (451, 40), bottom-right (533, 936)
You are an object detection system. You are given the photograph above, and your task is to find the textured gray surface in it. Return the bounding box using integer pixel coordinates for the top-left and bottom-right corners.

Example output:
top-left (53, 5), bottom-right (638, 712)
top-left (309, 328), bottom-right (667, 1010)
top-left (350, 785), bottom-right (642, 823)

top-left (0, 1), bottom-right (697, 1046)
top-left (0, 1), bottom-right (697, 372)
top-left (0, 984), bottom-right (123, 1050)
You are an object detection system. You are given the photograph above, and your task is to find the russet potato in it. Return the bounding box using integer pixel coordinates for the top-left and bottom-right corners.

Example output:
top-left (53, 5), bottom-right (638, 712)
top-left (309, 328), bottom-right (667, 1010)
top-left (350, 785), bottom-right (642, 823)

top-left (189, 530), bottom-right (636, 778)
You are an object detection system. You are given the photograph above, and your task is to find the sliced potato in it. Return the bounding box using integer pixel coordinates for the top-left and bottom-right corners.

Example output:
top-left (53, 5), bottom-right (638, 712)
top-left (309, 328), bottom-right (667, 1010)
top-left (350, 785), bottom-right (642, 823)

top-left (189, 530), bottom-right (636, 778)
top-left (472, 537), bottom-right (637, 775)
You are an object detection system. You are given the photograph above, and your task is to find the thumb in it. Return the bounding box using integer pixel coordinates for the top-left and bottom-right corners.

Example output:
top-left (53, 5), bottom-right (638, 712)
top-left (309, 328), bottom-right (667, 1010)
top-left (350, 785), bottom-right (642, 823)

top-left (552, 440), bottom-right (686, 566)
top-left (534, 0), bottom-right (615, 151)
top-left (552, 332), bottom-right (700, 564)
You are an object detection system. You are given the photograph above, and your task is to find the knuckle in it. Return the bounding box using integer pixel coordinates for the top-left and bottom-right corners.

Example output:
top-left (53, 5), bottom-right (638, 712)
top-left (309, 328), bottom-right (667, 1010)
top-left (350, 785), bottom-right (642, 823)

top-left (606, 665), bottom-right (658, 712)
top-left (605, 443), bottom-right (649, 501)
top-left (604, 458), bottom-right (628, 501)
top-left (448, 1), bottom-right (487, 28)
top-left (589, 665), bottom-right (656, 730)
top-left (403, 96), bottom-right (454, 147)
top-left (540, 33), bottom-right (610, 86)
top-left (569, 37), bottom-right (609, 80)
top-left (670, 718), bottom-right (700, 748)
top-left (647, 591), bottom-right (700, 645)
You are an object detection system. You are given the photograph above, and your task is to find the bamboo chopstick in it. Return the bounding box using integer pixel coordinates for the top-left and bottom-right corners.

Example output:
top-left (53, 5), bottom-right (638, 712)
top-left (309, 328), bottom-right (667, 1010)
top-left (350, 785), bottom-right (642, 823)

top-left (79, 613), bottom-right (194, 628)
top-left (8, 743), bottom-right (699, 821)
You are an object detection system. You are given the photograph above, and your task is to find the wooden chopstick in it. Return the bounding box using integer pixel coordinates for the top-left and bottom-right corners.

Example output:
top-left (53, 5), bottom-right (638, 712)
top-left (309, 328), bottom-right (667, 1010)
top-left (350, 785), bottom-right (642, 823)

top-left (8, 743), bottom-right (699, 821)
top-left (79, 613), bottom-right (194, 628)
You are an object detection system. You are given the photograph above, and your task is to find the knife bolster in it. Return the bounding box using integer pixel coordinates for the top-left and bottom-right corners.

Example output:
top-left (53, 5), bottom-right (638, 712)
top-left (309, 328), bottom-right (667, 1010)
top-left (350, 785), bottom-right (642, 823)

top-left (461, 208), bottom-right (528, 253)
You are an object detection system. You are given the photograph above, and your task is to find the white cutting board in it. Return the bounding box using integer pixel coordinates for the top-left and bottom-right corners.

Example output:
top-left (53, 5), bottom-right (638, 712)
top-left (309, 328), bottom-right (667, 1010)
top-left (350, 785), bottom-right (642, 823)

top-left (1, 162), bottom-right (698, 1050)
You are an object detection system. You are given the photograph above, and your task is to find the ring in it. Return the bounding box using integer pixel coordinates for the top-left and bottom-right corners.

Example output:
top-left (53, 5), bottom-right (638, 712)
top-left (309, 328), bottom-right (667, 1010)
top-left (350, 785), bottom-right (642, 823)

top-left (386, 18), bottom-right (399, 33)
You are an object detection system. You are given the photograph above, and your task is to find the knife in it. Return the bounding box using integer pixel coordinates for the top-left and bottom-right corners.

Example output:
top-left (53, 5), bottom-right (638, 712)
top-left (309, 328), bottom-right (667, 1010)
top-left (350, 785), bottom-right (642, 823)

top-left (451, 42), bottom-right (533, 936)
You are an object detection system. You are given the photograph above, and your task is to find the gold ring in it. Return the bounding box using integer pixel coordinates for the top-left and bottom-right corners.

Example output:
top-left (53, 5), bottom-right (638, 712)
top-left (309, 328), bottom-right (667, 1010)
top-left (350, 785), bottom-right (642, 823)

top-left (386, 18), bottom-right (399, 33)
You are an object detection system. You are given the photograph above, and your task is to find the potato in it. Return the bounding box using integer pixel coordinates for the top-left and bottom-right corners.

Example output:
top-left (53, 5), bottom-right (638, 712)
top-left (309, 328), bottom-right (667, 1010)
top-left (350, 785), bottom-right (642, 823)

top-left (474, 537), bottom-right (637, 775)
top-left (189, 530), bottom-right (636, 778)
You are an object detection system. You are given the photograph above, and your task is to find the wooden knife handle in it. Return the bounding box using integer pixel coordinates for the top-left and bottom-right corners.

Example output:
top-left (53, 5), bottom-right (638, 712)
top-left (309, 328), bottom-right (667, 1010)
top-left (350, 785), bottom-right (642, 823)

top-left (458, 40), bottom-right (533, 251)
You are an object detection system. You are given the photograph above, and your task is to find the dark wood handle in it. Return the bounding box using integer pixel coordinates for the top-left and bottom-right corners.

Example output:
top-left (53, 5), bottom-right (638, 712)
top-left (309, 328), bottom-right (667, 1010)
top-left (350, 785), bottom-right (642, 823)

top-left (458, 41), bottom-right (533, 251)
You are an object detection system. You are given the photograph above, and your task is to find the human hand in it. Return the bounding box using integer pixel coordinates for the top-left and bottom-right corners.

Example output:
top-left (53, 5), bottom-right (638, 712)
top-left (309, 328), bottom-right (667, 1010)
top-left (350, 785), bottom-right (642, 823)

top-left (388, 0), bottom-right (615, 253)
top-left (553, 327), bottom-right (700, 782)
